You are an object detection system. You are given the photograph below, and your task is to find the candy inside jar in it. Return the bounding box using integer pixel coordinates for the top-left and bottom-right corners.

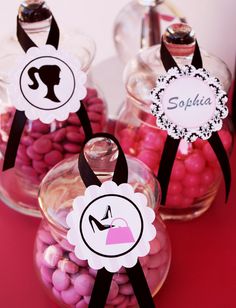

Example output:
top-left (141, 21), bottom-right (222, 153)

top-left (0, 0), bottom-right (107, 217)
top-left (115, 23), bottom-right (233, 220)
top-left (34, 137), bottom-right (171, 307)
top-left (0, 87), bottom-right (107, 217)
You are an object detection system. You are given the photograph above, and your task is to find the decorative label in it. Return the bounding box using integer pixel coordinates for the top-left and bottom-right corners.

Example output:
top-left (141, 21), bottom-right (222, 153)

top-left (66, 181), bottom-right (156, 273)
top-left (9, 45), bottom-right (87, 124)
top-left (150, 65), bottom-right (228, 142)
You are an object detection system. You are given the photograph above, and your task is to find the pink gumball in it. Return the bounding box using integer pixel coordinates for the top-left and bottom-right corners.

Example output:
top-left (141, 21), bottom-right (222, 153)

top-left (185, 151), bottom-right (206, 174)
top-left (171, 161), bottom-right (186, 180)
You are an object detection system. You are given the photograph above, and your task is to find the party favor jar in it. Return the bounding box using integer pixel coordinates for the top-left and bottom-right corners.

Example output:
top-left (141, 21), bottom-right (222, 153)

top-left (113, 0), bottom-right (185, 63)
top-left (115, 23), bottom-right (233, 220)
top-left (0, 0), bottom-right (107, 217)
top-left (35, 135), bottom-right (171, 307)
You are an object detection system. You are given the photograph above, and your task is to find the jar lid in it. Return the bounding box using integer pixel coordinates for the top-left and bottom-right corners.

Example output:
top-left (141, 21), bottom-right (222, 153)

top-left (163, 23), bottom-right (196, 56)
top-left (18, 1), bottom-right (51, 23)
top-left (38, 137), bottom-right (160, 237)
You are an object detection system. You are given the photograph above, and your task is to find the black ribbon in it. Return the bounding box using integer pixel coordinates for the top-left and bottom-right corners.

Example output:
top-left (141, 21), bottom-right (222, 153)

top-left (2, 16), bottom-right (92, 171)
top-left (158, 39), bottom-right (231, 204)
top-left (78, 132), bottom-right (155, 308)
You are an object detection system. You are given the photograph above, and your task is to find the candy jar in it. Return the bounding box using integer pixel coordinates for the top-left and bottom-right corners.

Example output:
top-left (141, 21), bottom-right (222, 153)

top-left (113, 0), bottom-right (186, 63)
top-left (0, 0), bottom-right (107, 217)
top-left (34, 136), bottom-right (171, 307)
top-left (115, 23), bottom-right (233, 220)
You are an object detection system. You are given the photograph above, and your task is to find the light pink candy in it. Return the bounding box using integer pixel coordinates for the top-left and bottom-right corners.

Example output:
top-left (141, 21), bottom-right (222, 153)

top-left (149, 238), bottom-right (161, 255)
top-left (69, 253), bottom-right (88, 267)
top-left (43, 245), bottom-right (63, 268)
top-left (113, 273), bottom-right (129, 285)
top-left (107, 280), bottom-right (119, 301)
top-left (119, 283), bottom-right (134, 296)
top-left (40, 265), bottom-right (54, 283)
top-left (75, 300), bottom-right (88, 308)
top-left (58, 259), bottom-right (78, 274)
top-left (149, 250), bottom-right (168, 269)
top-left (52, 287), bottom-right (62, 301)
top-left (52, 269), bottom-right (70, 291)
top-left (61, 286), bottom-right (81, 305)
top-left (74, 274), bottom-right (95, 296)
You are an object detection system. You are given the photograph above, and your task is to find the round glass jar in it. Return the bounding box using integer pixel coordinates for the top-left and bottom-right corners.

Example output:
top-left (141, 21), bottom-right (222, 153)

top-left (115, 24), bottom-right (233, 220)
top-left (0, 0), bottom-right (107, 217)
top-left (113, 0), bottom-right (185, 63)
top-left (34, 137), bottom-right (171, 307)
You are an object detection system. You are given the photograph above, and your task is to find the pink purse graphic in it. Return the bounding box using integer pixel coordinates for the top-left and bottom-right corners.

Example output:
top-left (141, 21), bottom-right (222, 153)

top-left (106, 218), bottom-right (135, 245)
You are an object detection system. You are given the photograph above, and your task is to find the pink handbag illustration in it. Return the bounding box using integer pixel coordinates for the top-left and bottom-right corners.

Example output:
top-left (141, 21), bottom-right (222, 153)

top-left (106, 218), bottom-right (135, 245)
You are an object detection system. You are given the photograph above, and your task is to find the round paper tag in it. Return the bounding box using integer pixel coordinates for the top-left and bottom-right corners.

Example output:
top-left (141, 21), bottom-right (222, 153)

top-left (66, 181), bottom-right (156, 273)
top-left (150, 65), bottom-right (228, 142)
top-left (9, 45), bottom-right (87, 124)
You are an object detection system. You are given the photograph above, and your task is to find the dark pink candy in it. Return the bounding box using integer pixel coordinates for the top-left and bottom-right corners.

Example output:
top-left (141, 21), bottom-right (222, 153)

top-left (32, 120), bottom-right (50, 133)
top-left (26, 146), bottom-right (43, 161)
top-left (33, 138), bottom-right (53, 154)
top-left (44, 150), bottom-right (63, 166)
top-left (53, 128), bottom-right (66, 142)
top-left (32, 160), bottom-right (48, 174)
top-left (63, 143), bottom-right (81, 153)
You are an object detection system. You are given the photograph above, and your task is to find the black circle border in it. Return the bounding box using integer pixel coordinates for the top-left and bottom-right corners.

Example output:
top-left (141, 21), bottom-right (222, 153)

top-left (80, 194), bottom-right (144, 258)
top-left (19, 56), bottom-right (76, 111)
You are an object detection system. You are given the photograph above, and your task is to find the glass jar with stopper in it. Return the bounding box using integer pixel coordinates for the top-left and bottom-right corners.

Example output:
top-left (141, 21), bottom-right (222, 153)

top-left (115, 23), bottom-right (233, 220)
top-left (34, 135), bottom-right (171, 307)
top-left (113, 0), bottom-right (186, 63)
top-left (0, 0), bottom-right (107, 217)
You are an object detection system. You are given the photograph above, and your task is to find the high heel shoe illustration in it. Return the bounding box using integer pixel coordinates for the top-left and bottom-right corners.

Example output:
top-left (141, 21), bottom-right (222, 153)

top-left (89, 215), bottom-right (113, 233)
top-left (101, 205), bottom-right (112, 221)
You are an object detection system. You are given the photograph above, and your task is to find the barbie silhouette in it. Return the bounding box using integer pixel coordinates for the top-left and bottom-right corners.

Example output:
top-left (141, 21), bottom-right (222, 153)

top-left (28, 65), bottom-right (61, 102)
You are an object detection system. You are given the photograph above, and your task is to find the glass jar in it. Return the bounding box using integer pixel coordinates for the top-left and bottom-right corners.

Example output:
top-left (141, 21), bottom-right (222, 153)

top-left (0, 0), bottom-right (107, 217)
top-left (115, 23), bottom-right (234, 220)
top-left (113, 0), bottom-right (185, 63)
top-left (34, 136), bottom-right (171, 307)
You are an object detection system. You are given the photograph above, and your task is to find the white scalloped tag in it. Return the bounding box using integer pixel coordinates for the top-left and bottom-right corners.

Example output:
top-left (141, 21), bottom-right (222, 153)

top-left (9, 45), bottom-right (87, 124)
top-left (66, 181), bottom-right (156, 273)
top-left (150, 65), bottom-right (228, 142)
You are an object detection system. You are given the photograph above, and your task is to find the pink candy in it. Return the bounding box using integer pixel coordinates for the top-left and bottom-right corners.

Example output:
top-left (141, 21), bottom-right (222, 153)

top-left (35, 219), bottom-right (170, 308)
top-left (0, 88), bottom-right (107, 188)
top-left (117, 123), bottom-right (232, 209)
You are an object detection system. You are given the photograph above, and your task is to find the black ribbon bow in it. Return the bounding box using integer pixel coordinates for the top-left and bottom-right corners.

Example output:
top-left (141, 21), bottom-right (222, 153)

top-left (2, 16), bottom-right (92, 171)
top-left (78, 132), bottom-right (155, 308)
top-left (157, 39), bottom-right (231, 205)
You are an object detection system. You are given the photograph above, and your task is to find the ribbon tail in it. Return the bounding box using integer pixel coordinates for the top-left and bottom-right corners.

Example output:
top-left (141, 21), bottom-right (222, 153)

top-left (157, 136), bottom-right (180, 205)
top-left (126, 261), bottom-right (155, 308)
top-left (17, 17), bottom-right (37, 52)
top-left (2, 110), bottom-right (27, 171)
top-left (89, 268), bottom-right (113, 308)
top-left (208, 132), bottom-right (231, 202)
top-left (46, 16), bottom-right (60, 49)
top-left (76, 102), bottom-right (93, 141)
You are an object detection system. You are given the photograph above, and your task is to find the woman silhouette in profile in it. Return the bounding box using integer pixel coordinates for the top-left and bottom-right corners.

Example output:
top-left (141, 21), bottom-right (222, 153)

top-left (28, 65), bottom-right (61, 102)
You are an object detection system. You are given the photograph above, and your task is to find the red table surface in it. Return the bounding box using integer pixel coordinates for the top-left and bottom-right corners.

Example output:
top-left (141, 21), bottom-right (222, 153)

top-left (0, 144), bottom-right (235, 308)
